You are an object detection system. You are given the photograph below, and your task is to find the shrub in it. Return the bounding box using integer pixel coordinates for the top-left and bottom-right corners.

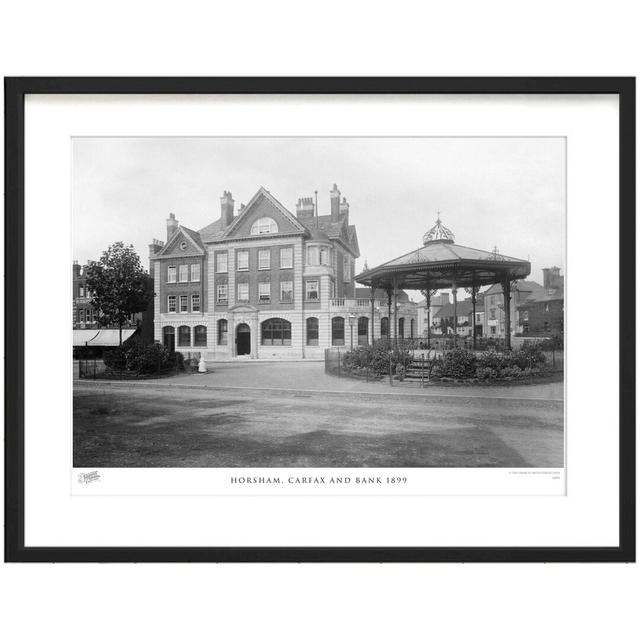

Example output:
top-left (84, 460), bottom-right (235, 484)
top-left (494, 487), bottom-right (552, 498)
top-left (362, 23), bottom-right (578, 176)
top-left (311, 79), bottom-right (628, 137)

top-left (342, 343), bottom-right (411, 377)
top-left (476, 349), bottom-right (504, 372)
top-left (513, 343), bottom-right (546, 370)
top-left (500, 365), bottom-right (523, 379)
top-left (476, 367), bottom-right (497, 381)
top-left (103, 339), bottom-right (181, 374)
top-left (434, 348), bottom-right (477, 379)
top-left (103, 346), bottom-right (127, 371)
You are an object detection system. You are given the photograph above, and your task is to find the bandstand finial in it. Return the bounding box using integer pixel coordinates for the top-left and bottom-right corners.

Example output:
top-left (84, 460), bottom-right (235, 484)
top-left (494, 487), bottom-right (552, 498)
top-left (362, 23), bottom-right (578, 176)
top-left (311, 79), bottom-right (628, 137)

top-left (422, 212), bottom-right (455, 245)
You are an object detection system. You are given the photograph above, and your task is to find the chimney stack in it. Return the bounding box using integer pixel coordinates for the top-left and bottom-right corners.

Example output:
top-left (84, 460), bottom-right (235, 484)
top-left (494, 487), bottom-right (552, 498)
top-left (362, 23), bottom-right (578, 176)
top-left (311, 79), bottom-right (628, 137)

top-left (166, 213), bottom-right (178, 241)
top-left (330, 184), bottom-right (341, 220)
top-left (296, 196), bottom-right (315, 223)
top-left (221, 190), bottom-right (235, 227)
top-left (339, 196), bottom-right (349, 222)
top-left (72, 260), bottom-right (81, 279)
top-left (148, 238), bottom-right (165, 272)
top-left (543, 266), bottom-right (563, 294)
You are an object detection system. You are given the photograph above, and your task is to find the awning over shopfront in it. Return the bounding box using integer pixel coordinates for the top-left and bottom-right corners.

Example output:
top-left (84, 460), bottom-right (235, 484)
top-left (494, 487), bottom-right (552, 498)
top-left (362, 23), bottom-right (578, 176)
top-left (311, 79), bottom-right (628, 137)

top-left (73, 329), bottom-right (137, 347)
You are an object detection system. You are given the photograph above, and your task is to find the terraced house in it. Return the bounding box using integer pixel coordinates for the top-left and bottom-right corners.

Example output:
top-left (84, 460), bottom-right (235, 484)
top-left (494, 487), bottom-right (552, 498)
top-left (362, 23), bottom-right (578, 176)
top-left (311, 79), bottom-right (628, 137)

top-left (149, 184), bottom-right (363, 360)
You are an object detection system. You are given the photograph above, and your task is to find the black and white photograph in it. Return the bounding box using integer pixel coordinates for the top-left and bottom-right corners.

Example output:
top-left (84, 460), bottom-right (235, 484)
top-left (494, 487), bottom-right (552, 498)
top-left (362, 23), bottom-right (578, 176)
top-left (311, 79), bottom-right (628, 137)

top-left (72, 136), bottom-right (565, 474)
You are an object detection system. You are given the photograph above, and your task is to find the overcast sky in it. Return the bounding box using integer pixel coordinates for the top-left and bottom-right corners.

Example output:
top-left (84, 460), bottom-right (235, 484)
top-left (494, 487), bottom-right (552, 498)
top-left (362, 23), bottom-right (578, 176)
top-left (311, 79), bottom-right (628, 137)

top-left (73, 137), bottom-right (565, 300)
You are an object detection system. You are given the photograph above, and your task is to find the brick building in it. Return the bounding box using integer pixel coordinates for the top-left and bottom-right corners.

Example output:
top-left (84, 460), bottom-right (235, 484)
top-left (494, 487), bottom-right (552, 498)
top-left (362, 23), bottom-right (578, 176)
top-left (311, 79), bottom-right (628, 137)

top-left (483, 280), bottom-right (543, 338)
top-left (516, 266), bottom-right (564, 336)
top-left (72, 260), bottom-right (154, 343)
top-left (150, 184), bottom-right (409, 360)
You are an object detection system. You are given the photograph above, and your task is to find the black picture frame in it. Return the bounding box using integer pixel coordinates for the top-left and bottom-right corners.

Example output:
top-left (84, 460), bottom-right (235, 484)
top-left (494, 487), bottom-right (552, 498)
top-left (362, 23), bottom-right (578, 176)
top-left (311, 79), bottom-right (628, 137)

top-left (4, 77), bottom-right (635, 563)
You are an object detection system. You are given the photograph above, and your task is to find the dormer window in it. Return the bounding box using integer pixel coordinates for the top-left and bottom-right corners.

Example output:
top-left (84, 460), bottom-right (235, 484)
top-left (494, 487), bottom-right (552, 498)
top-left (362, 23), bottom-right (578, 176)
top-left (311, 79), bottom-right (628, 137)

top-left (250, 217), bottom-right (278, 235)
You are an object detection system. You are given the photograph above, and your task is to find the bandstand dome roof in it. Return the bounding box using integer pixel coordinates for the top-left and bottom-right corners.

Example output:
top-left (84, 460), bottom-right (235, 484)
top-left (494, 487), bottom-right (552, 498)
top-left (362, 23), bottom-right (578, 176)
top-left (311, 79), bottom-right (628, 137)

top-left (356, 214), bottom-right (531, 291)
top-left (422, 213), bottom-right (455, 245)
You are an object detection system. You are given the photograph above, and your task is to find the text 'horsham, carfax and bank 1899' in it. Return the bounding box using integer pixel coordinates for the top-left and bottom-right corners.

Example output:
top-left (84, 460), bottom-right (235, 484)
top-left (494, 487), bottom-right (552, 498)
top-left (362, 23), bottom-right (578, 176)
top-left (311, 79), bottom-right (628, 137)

top-left (230, 475), bottom-right (408, 485)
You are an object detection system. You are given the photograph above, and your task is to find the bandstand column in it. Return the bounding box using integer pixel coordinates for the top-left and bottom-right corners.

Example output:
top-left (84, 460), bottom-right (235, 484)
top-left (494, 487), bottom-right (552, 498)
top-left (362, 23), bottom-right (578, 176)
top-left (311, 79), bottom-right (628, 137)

top-left (425, 288), bottom-right (432, 349)
top-left (370, 286), bottom-right (376, 346)
top-left (386, 287), bottom-right (392, 343)
top-left (393, 277), bottom-right (399, 349)
top-left (470, 286), bottom-right (477, 350)
top-left (502, 276), bottom-right (512, 351)
top-left (452, 282), bottom-right (458, 347)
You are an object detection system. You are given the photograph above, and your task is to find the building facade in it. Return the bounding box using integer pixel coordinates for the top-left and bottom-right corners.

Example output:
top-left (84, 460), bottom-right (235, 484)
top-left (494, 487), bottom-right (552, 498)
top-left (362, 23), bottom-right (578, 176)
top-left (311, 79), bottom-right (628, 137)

top-left (72, 260), bottom-right (154, 341)
top-left (516, 266), bottom-right (564, 336)
top-left (432, 297), bottom-right (485, 337)
top-left (150, 185), bottom-right (414, 360)
top-left (483, 280), bottom-right (543, 338)
top-left (72, 261), bottom-right (100, 329)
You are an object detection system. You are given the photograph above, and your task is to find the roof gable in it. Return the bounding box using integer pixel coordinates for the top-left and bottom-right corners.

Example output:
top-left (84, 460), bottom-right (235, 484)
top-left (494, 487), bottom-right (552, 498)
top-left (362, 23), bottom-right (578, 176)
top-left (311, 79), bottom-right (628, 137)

top-left (222, 188), bottom-right (307, 240)
top-left (156, 226), bottom-right (205, 258)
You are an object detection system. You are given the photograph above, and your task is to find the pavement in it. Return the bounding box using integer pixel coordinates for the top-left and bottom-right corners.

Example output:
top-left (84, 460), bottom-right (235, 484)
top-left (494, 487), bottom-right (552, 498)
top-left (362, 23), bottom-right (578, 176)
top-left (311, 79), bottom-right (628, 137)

top-left (75, 360), bottom-right (564, 402)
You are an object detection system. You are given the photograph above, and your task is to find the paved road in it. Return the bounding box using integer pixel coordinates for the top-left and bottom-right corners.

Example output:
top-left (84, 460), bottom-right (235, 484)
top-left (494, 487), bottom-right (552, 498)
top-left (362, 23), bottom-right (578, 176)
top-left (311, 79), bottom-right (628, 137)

top-left (74, 378), bottom-right (564, 468)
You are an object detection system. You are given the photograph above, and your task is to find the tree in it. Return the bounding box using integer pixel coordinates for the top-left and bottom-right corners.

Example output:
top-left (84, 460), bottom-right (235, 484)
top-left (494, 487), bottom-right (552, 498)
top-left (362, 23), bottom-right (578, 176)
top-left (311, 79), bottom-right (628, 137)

top-left (86, 242), bottom-right (155, 345)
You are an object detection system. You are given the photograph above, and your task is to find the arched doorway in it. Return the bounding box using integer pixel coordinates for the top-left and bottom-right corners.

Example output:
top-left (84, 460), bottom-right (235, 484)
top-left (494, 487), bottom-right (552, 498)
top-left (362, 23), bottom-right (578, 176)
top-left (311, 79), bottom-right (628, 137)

top-left (236, 323), bottom-right (251, 356)
top-left (162, 326), bottom-right (175, 352)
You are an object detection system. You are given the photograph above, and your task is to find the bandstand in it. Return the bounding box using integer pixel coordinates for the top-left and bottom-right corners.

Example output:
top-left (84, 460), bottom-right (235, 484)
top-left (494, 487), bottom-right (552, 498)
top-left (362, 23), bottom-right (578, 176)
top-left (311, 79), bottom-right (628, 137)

top-left (354, 215), bottom-right (531, 350)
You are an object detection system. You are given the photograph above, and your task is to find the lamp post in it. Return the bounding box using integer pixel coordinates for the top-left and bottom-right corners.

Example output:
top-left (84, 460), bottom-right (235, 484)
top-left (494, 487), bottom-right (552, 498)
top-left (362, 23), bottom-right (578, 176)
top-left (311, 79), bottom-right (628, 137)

top-left (348, 313), bottom-right (356, 350)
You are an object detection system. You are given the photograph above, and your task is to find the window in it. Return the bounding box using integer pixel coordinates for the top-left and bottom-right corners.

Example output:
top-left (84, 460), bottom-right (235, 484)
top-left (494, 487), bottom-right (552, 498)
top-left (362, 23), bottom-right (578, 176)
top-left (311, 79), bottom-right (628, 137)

top-left (78, 309), bottom-right (85, 323)
top-left (358, 317), bottom-right (369, 345)
top-left (178, 325), bottom-right (191, 347)
top-left (307, 246), bottom-right (319, 265)
top-left (490, 326), bottom-right (496, 335)
top-left (522, 310), bottom-right (529, 321)
top-left (398, 317), bottom-right (405, 338)
top-left (380, 317), bottom-right (389, 338)
top-left (306, 317), bottom-right (319, 346)
top-left (191, 294), bottom-right (201, 312)
top-left (216, 252), bottom-right (228, 273)
top-left (261, 318), bottom-right (291, 345)
top-left (217, 284), bottom-right (228, 304)
top-left (544, 321), bottom-right (549, 332)
top-left (258, 281), bottom-right (271, 303)
top-left (167, 265), bottom-right (177, 283)
top-left (320, 247), bottom-right (330, 265)
top-left (217, 319), bottom-right (228, 345)
top-left (168, 295), bottom-right (177, 312)
top-left (194, 325), bottom-right (207, 347)
top-left (490, 308), bottom-right (496, 320)
top-left (280, 247), bottom-right (293, 269)
top-left (343, 256), bottom-right (350, 282)
top-left (306, 280), bottom-right (319, 300)
top-left (280, 279), bottom-right (293, 302)
top-left (179, 295), bottom-right (188, 313)
top-left (331, 317), bottom-right (345, 346)
top-left (410, 318), bottom-right (415, 339)
top-left (237, 250), bottom-right (249, 271)
top-left (258, 249), bottom-right (271, 270)
top-left (250, 217), bottom-right (278, 235)
top-left (523, 322), bottom-right (529, 334)
top-left (179, 264), bottom-right (189, 282)
top-left (329, 280), bottom-right (335, 299)
top-left (544, 303), bottom-right (550, 313)
top-left (191, 263), bottom-right (200, 282)
top-left (79, 286), bottom-right (85, 297)
top-left (237, 282), bottom-right (249, 302)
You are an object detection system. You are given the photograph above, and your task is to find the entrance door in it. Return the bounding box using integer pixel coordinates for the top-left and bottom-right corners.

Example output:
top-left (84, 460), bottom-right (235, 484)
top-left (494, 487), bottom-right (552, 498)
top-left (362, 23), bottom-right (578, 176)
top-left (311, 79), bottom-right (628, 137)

top-left (236, 323), bottom-right (251, 356)
top-left (162, 327), bottom-right (175, 352)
